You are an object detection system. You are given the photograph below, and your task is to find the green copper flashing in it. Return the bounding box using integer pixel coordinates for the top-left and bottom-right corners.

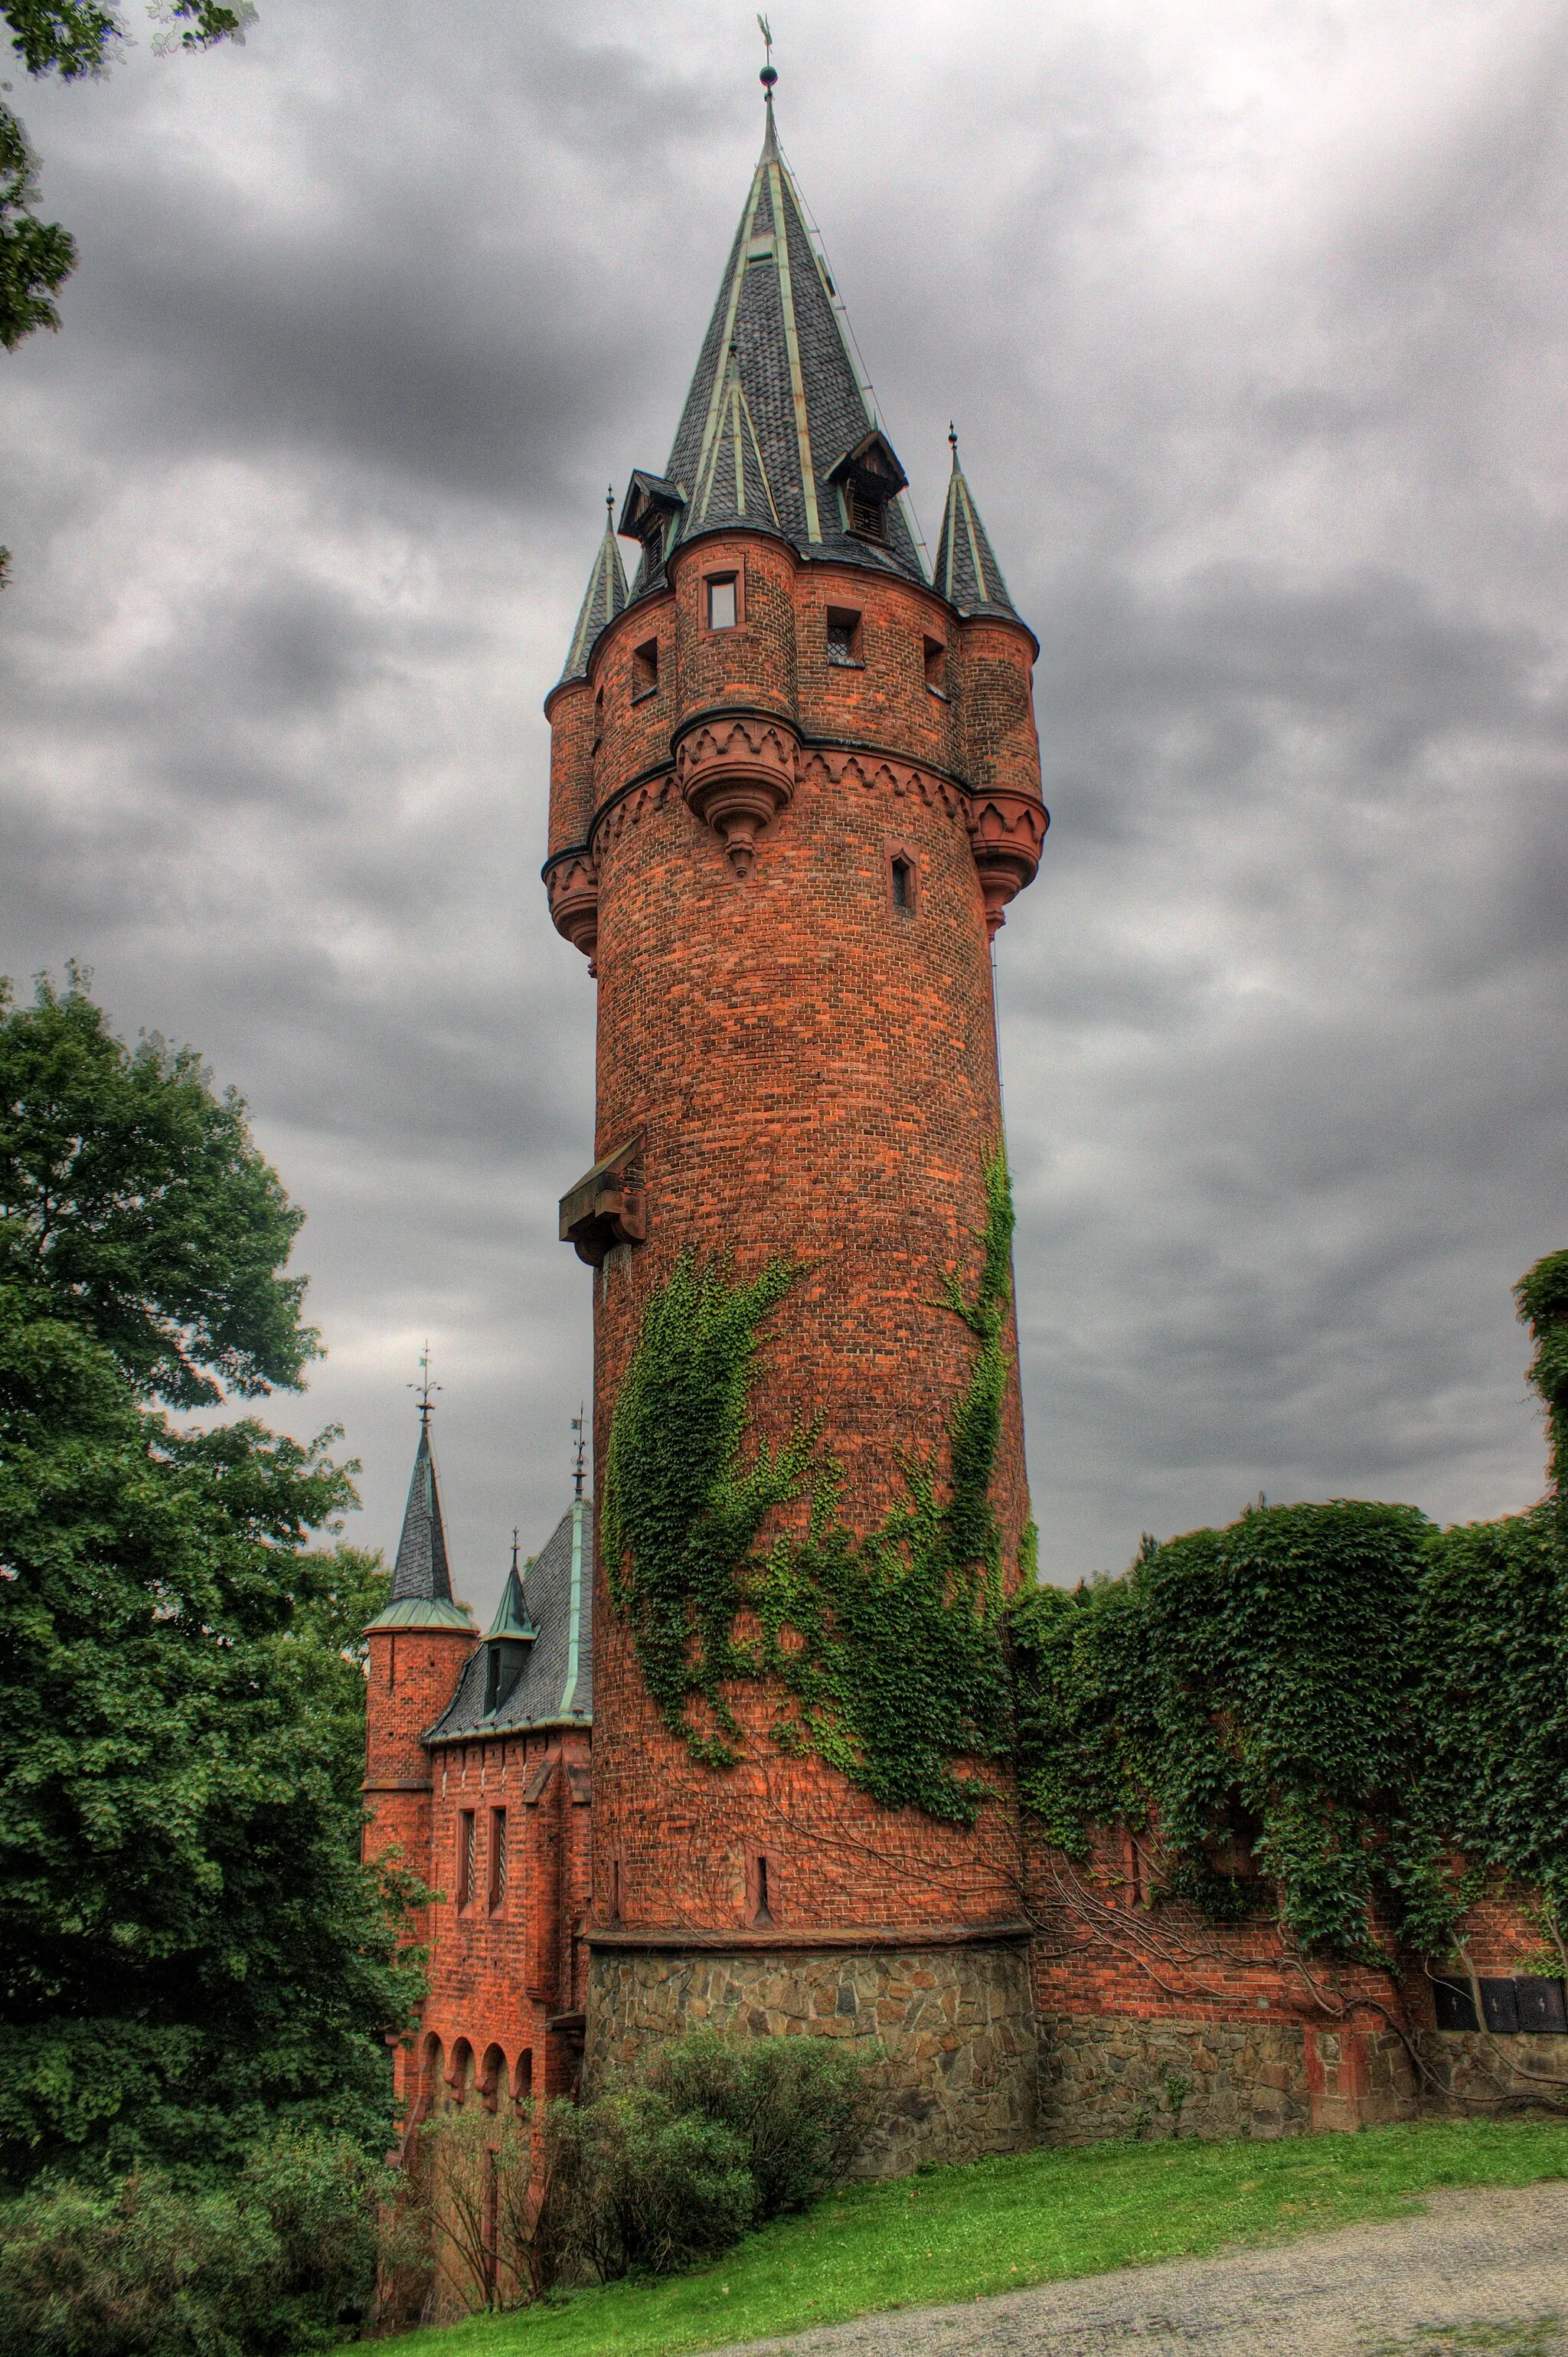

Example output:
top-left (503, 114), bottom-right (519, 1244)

top-left (557, 1495), bottom-right (587, 1718)
top-left (364, 1595), bottom-right (475, 1634)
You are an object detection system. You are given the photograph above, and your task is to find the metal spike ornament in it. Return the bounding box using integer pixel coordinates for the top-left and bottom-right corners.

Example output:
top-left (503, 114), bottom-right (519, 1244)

top-left (758, 12), bottom-right (776, 92)
top-left (408, 1341), bottom-right (440, 1424)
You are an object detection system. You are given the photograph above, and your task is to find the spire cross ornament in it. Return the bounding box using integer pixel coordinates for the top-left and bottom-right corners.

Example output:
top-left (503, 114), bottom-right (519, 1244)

top-left (757, 13), bottom-right (776, 93)
top-left (409, 1342), bottom-right (440, 1424)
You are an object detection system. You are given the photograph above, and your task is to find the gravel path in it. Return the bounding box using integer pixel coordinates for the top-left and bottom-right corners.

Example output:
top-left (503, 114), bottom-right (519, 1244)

top-left (707, 2182), bottom-right (1568, 2357)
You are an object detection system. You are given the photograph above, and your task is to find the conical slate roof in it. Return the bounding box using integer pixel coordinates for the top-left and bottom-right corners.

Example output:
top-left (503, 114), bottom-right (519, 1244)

top-left (932, 434), bottom-right (1019, 621)
top-left (557, 497), bottom-right (629, 685)
top-left (627, 97), bottom-right (925, 594)
top-left (389, 1420), bottom-right (452, 1603)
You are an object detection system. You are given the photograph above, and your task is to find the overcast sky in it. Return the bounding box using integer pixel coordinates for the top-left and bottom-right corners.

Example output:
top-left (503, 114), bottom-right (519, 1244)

top-left (2, 0), bottom-right (1565, 1613)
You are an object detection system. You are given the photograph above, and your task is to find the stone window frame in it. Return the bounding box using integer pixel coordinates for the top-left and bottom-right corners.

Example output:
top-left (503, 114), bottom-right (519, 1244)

top-left (704, 570), bottom-right (743, 633)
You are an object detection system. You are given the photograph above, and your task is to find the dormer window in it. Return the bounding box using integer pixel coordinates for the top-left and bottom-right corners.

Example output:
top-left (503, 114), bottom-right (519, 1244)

top-left (641, 526), bottom-right (665, 577)
top-left (827, 427), bottom-right (910, 553)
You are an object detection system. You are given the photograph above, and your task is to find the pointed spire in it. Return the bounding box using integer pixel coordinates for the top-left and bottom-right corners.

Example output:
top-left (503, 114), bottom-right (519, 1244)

top-left (647, 90), bottom-right (924, 585)
top-left (557, 488), bottom-right (629, 685)
top-left (933, 429), bottom-right (1020, 620)
top-left (389, 1416), bottom-right (454, 1604)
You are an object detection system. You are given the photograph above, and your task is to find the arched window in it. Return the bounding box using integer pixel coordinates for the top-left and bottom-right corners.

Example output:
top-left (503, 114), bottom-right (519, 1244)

top-left (446, 2037), bottom-right (475, 2108)
top-left (479, 2043), bottom-right (507, 2115)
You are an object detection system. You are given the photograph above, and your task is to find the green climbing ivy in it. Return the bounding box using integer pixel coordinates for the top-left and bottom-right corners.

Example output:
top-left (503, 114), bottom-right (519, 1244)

top-left (1008, 1247), bottom-right (1568, 1962)
top-left (599, 1152), bottom-right (1018, 1823)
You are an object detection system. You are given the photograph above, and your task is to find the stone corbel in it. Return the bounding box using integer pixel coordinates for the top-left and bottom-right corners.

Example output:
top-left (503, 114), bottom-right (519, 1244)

top-left (966, 788), bottom-right (1050, 938)
top-left (558, 1132), bottom-right (647, 1267)
top-left (675, 708), bottom-right (800, 877)
top-left (544, 845), bottom-right (600, 971)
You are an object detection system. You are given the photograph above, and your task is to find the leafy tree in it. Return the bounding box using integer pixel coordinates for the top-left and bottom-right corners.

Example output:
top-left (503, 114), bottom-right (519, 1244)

top-left (1, 4), bottom-right (254, 354)
top-left (0, 973), bottom-right (418, 2190)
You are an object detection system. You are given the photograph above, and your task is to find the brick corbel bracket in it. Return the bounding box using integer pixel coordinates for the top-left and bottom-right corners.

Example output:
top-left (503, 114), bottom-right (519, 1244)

top-left (542, 845), bottom-right (600, 971)
top-left (675, 707), bottom-right (800, 878)
top-left (966, 788), bottom-right (1050, 939)
top-left (559, 1130), bottom-right (647, 1267)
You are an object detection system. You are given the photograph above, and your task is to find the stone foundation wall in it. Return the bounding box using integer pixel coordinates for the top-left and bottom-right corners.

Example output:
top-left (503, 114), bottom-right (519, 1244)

top-left (585, 1939), bottom-right (1037, 2176)
top-left (1414, 2031), bottom-right (1568, 2115)
top-left (1041, 2014), bottom-right (1312, 2143)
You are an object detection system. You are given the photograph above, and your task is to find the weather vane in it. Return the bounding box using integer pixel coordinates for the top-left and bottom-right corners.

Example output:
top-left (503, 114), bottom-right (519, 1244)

top-left (570, 1404), bottom-right (587, 1499)
top-left (758, 13), bottom-right (776, 95)
top-left (408, 1342), bottom-right (440, 1424)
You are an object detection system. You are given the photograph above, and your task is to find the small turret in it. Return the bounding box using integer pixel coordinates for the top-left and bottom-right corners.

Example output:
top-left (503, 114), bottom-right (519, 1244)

top-left (361, 1375), bottom-right (476, 1893)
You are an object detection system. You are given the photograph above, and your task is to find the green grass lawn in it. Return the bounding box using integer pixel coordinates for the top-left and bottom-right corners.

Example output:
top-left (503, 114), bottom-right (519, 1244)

top-left (395, 2117), bottom-right (1568, 2357)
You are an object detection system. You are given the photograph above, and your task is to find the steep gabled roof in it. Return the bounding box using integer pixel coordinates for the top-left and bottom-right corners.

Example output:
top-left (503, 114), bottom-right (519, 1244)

top-left (557, 495), bottom-right (630, 685)
top-left (932, 432), bottom-right (1020, 621)
top-left (630, 97), bottom-right (926, 595)
top-left (427, 1496), bottom-right (593, 1738)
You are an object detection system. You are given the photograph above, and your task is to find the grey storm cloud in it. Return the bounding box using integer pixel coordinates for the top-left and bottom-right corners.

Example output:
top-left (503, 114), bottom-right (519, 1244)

top-left (2, 0), bottom-right (1565, 1610)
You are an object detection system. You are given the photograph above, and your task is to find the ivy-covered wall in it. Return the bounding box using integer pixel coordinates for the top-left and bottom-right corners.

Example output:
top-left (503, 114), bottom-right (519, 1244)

top-left (1011, 1249), bottom-right (1568, 1976)
top-left (600, 1150), bottom-right (1024, 1826)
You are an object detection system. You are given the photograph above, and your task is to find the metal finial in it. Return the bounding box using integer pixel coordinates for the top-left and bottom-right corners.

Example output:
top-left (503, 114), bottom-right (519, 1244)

top-left (570, 1404), bottom-right (587, 1499)
top-left (606, 484), bottom-right (615, 519)
top-left (510, 1526), bottom-right (520, 1575)
top-left (408, 1341), bottom-right (440, 1424)
top-left (949, 421), bottom-right (959, 455)
top-left (758, 12), bottom-right (776, 90)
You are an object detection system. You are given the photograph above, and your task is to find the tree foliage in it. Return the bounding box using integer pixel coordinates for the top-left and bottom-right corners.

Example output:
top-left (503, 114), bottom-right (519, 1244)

top-left (0, 973), bottom-right (418, 2192)
top-left (1, 4), bottom-right (253, 356)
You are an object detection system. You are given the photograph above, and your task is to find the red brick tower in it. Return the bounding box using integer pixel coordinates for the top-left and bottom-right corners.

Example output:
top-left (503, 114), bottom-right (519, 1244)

top-left (544, 76), bottom-right (1048, 2168)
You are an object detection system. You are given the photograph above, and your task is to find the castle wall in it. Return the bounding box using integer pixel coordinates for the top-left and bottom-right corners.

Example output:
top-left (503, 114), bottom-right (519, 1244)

top-left (586, 1933), bottom-right (1037, 2176)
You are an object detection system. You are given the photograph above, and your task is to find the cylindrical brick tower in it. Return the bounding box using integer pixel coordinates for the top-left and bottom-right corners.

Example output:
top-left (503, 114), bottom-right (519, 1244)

top-left (544, 85), bottom-right (1048, 2169)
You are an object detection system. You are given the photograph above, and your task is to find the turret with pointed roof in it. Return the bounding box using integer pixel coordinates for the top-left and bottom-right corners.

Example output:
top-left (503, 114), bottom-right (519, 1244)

top-left (933, 430), bottom-right (1020, 622)
top-left (368, 1408), bottom-right (474, 1634)
top-left (557, 492), bottom-right (630, 688)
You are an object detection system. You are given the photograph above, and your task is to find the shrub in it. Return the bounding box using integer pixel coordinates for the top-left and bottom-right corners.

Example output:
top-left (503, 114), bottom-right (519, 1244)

top-left (0, 2129), bottom-right (388, 2357)
top-left (534, 2031), bottom-right (877, 2290)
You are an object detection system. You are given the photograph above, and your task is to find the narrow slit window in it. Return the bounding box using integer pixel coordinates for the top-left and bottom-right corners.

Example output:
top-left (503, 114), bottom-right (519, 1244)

top-left (592, 686), bottom-right (604, 751)
top-left (632, 638), bottom-right (658, 698)
top-left (489, 1809), bottom-right (508, 1911)
top-left (890, 858), bottom-right (912, 911)
top-left (923, 636), bottom-right (947, 695)
top-left (609, 1856), bottom-right (623, 1924)
top-left (707, 574), bottom-right (738, 630)
top-left (458, 1809), bottom-right (476, 1910)
top-left (754, 1854), bottom-right (773, 1926)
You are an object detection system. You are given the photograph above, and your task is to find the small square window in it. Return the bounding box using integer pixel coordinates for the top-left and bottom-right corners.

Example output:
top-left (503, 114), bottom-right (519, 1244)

top-left (826, 608), bottom-right (861, 667)
top-left (707, 575), bottom-right (738, 630)
top-left (923, 636), bottom-right (947, 696)
top-left (632, 639), bottom-right (658, 698)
